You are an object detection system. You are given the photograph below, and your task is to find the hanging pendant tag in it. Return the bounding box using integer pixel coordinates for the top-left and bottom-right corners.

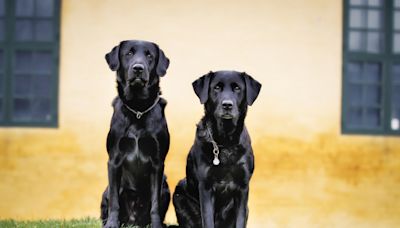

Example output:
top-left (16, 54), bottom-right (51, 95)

top-left (136, 112), bottom-right (143, 119)
top-left (213, 156), bottom-right (220, 166)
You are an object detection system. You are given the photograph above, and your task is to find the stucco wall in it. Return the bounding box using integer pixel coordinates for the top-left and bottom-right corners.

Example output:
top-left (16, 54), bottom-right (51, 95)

top-left (0, 0), bottom-right (399, 227)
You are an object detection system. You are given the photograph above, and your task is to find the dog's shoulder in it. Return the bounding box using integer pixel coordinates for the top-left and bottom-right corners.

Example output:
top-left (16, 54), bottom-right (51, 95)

top-left (239, 126), bottom-right (251, 146)
top-left (111, 96), bottom-right (122, 109)
top-left (110, 97), bottom-right (123, 118)
top-left (157, 97), bottom-right (168, 119)
top-left (159, 97), bottom-right (167, 109)
top-left (109, 97), bottom-right (126, 124)
top-left (194, 119), bottom-right (208, 142)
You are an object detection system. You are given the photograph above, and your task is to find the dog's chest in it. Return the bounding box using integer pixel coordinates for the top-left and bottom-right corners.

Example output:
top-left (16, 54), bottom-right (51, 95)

top-left (119, 124), bottom-right (158, 169)
top-left (206, 163), bottom-right (247, 194)
top-left (198, 145), bottom-right (247, 193)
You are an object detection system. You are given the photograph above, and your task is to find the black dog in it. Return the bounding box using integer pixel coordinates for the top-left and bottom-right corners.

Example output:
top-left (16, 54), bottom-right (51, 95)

top-left (173, 71), bottom-right (261, 228)
top-left (100, 40), bottom-right (170, 228)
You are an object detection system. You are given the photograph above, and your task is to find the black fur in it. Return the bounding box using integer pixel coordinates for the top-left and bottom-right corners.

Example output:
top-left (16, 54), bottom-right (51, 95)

top-left (173, 71), bottom-right (261, 228)
top-left (101, 40), bottom-right (170, 228)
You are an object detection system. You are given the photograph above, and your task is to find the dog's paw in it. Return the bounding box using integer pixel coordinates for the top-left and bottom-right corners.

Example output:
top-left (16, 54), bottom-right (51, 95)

top-left (151, 222), bottom-right (163, 228)
top-left (104, 218), bottom-right (119, 228)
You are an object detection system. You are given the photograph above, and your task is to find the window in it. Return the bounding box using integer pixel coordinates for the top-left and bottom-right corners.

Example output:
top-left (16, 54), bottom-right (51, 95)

top-left (342, 0), bottom-right (400, 135)
top-left (0, 0), bottom-right (60, 127)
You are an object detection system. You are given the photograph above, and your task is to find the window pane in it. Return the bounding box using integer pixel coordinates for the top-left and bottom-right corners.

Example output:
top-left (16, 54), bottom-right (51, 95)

top-left (16, 0), bottom-right (34, 17)
top-left (367, 10), bottom-right (381, 29)
top-left (350, 9), bottom-right (366, 28)
top-left (31, 98), bottom-right (51, 121)
top-left (349, 31), bottom-right (364, 51)
top-left (393, 64), bottom-right (400, 83)
top-left (350, 0), bottom-right (366, 6)
top-left (391, 64), bottom-right (400, 130)
top-left (36, 0), bottom-right (54, 17)
top-left (368, 0), bottom-right (382, 6)
top-left (13, 74), bottom-right (31, 96)
top-left (15, 51), bottom-right (53, 74)
top-left (0, 51), bottom-right (2, 96)
top-left (396, 0), bottom-right (400, 8)
top-left (364, 85), bottom-right (381, 106)
top-left (0, 74), bottom-right (3, 95)
top-left (0, 98), bottom-right (2, 120)
top-left (394, 11), bottom-right (400, 30)
top-left (348, 62), bottom-right (362, 81)
top-left (0, 0), bottom-right (4, 16)
top-left (393, 33), bottom-right (400, 53)
top-left (15, 51), bottom-right (33, 73)
top-left (35, 20), bottom-right (53, 41)
top-left (15, 20), bottom-right (33, 41)
top-left (394, 109), bottom-right (400, 118)
top-left (34, 51), bottom-right (52, 73)
top-left (391, 110), bottom-right (400, 131)
top-left (32, 75), bottom-right (51, 97)
top-left (349, 84), bottom-right (363, 106)
top-left (0, 50), bottom-right (3, 71)
top-left (392, 86), bottom-right (400, 104)
top-left (347, 108), bottom-right (363, 127)
top-left (365, 108), bottom-right (381, 127)
top-left (364, 63), bottom-right (381, 82)
top-left (0, 19), bottom-right (4, 41)
top-left (366, 32), bottom-right (382, 53)
top-left (13, 98), bottom-right (31, 121)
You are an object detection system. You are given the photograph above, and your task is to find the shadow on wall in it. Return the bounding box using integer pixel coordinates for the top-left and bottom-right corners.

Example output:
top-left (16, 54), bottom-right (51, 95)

top-left (2, 130), bottom-right (400, 227)
top-left (247, 132), bottom-right (400, 227)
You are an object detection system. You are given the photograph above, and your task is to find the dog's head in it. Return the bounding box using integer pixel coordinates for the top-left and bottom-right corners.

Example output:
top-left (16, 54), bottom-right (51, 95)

top-left (193, 71), bottom-right (261, 129)
top-left (105, 40), bottom-right (169, 100)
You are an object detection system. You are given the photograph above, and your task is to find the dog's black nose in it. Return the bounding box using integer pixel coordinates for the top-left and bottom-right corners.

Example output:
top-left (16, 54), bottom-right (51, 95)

top-left (222, 100), bottom-right (233, 110)
top-left (132, 64), bottom-right (144, 74)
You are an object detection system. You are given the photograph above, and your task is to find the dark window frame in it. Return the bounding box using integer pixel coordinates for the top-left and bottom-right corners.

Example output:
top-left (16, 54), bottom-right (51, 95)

top-left (342, 0), bottom-right (400, 136)
top-left (0, 0), bottom-right (61, 128)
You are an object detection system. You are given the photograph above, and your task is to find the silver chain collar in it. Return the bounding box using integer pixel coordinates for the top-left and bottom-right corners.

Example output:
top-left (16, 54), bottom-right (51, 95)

top-left (123, 96), bottom-right (160, 119)
top-left (206, 124), bottom-right (220, 166)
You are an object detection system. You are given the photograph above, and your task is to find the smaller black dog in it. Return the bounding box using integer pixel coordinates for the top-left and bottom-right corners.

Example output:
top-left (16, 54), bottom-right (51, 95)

top-left (173, 71), bottom-right (261, 228)
top-left (101, 40), bottom-right (170, 228)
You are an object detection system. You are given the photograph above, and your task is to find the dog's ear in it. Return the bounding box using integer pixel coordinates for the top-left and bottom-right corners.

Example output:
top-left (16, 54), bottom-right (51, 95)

top-left (242, 72), bottom-right (261, 106)
top-left (192, 71), bottom-right (213, 104)
top-left (155, 44), bottom-right (170, 77)
top-left (105, 44), bottom-right (120, 71)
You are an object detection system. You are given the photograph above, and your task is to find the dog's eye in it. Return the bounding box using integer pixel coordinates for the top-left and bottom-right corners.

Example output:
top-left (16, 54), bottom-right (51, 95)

top-left (214, 85), bottom-right (221, 91)
top-left (234, 86), bottom-right (241, 92)
top-left (145, 50), bottom-right (153, 59)
top-left (126, 51), bottom-right (133, 56)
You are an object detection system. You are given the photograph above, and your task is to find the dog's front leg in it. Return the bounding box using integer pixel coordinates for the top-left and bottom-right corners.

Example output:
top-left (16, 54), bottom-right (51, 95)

top-left (105, 159), bottom-right (122, 228)
top-left (235, 187), bottom-right (249, 228)
top-left (150, 164), bottom-right (164, 228)
top-left (199, 182), bottom-right (214, 228)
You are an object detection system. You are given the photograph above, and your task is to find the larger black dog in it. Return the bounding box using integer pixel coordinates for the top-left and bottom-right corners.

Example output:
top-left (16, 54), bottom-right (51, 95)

top-left (173, 71), bottom-right (261, 228)
top-left (101, 40), bottom-right (170, 228)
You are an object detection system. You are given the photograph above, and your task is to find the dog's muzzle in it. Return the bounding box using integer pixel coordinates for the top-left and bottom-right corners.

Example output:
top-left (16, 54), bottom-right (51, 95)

top-left (132, 63), bottom-right (144, 74)
top-left (128, 64), bottom-right (148, 86)
top-left (220, 100), bottom-right (234, 119)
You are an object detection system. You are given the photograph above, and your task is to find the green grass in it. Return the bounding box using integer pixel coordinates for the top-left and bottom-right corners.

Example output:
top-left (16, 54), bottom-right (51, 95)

top-left (0, 218), bottom-right (177, 228)
top-left (0, 217), bottom-right (102, 228)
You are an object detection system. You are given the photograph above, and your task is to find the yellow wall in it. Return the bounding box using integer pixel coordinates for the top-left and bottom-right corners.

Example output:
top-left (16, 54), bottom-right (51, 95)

top-left (0, 0), bottom-right (399, 227)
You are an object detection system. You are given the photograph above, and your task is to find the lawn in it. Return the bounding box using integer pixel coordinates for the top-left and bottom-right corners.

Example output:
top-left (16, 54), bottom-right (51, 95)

top-left (0, 217), bottom-right (101, 228)
top-left (0, 218), bottom-right (177, 228)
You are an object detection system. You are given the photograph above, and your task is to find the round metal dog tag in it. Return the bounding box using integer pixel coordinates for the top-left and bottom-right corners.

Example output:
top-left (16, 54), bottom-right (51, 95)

top-left (213, 157), bottom-right (220, 166)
